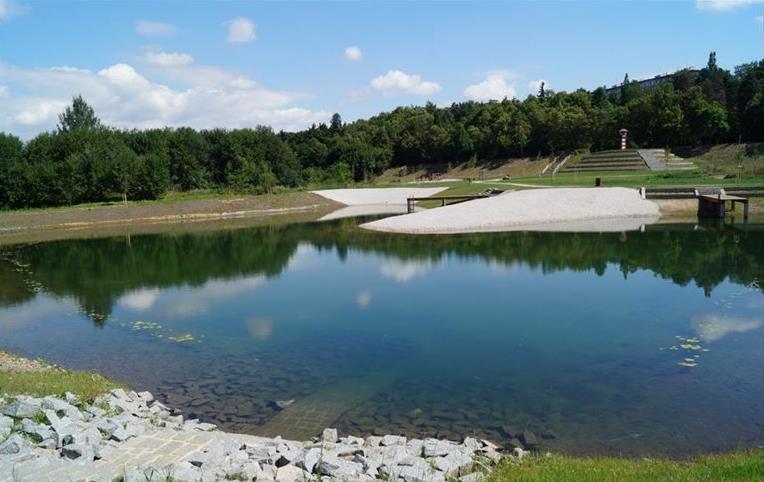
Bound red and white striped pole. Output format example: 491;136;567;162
619;128;629;150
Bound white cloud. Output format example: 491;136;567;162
757;14;764;22
226;17;256;44
464;73;516;101
695;0;762;10
143;51;194;67
527;79;548;94
0;85;8;97
135;20;176;36
0;61;330;138
345;46;363;61
0;0;25;21
371;70;441;96
14;99;68;125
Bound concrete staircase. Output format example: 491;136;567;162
560;148;696;173
560;149;648;172
638;149;697;171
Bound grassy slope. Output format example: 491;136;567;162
0;352;123;401
488;450;764;482
375;156;549;183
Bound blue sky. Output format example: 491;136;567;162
1;0;762;138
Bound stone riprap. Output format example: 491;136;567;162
0;390;514;481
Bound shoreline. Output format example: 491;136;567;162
0;192;340;242
0;352;504;481
2;352;762;481
1;188;762;246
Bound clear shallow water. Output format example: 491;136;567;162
1;218;762;457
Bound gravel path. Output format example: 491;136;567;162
312;188;447;206
361;188;660;234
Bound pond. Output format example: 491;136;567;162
1;217;762;457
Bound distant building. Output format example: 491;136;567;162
605;68;700;97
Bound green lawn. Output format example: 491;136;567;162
488;449;764;482
506;170;764;188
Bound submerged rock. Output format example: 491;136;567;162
269;399;295;410
521;430;539;449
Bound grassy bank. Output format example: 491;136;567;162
488;449;764;481
0;351;123;401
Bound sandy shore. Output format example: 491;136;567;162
361;187;661;234
312;187;447;205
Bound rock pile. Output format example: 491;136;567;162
0;389;514;481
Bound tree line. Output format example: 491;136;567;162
0;53;762;209
3;217;760;320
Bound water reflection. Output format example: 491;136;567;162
1;220;761;323
0;219;762;457
380;259;434;282
692;313;764;342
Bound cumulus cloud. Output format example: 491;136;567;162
464;72;517;101
226;17;256;43
0;0;26;21
135;20;176;36
143;51;194;67
695;0;762;10
14;99;68;125
371;70;441;96
345;46;363;61
0;62;330;138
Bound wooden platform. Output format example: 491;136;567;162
406;194;489;213
694;188;749;220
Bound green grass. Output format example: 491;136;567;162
504;170;764;189
0;368;124;401
487;449;764;482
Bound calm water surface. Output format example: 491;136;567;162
1;217;762;457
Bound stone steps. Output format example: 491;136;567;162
255;371;396;440
560;149;648;173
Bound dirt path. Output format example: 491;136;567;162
0;192;340;245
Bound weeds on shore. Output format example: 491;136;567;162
487;449;764;481
0;367;123;401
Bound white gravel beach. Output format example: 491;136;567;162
361;187;661;234
318;204;418;221
312;187;447;206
